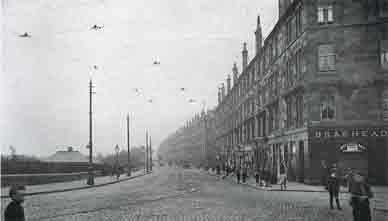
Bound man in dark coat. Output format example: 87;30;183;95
242;166;247;183
327;168;342;210
236;168;241;184
4;185;26;221
348;172;373;221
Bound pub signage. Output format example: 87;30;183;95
339;143;366;153
312;128;388;138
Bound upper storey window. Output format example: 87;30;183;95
317;5;333;24
318;44;336;71
321;94;335;120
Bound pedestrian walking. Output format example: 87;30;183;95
255;171;260;186
348;171;373;221
222;165;230;179
242;166;247;183
4;185;26;221
327;165;341;210
279;160;288;191
321;160;330;190
236;168;241;184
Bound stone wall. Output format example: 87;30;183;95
1;171;102;187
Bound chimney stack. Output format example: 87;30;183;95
226;74;231;94
217;87;221;104
221;83;225;101
242;42;248;71
255;15;263;55
233;63;238;85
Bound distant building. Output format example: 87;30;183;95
44;146;98;163
158;110;217;167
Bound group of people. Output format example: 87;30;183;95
220;164;249;184
220;162;275;188
322;162;374;221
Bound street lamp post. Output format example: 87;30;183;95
149;136;152;172
115;144;120;166
145;130;149;173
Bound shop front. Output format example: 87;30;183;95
308;126;388;185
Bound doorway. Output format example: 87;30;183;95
298;140;305;183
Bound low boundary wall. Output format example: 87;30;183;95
1;171;102;187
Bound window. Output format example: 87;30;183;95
296;94;304;127
383;89;388;121
277;33;282;56
274;102;279;130
291;16;297;41
286;60;292;87
318;5;334;24
296;50;303;80
292;55;298;82
286;97;292;128
381;40;388;69
273;39;278;60
287;20;292;44
296;7;303;36
318;44;336;71
321;94;335;120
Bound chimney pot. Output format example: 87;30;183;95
226;75;231;94
233;63;239;85
242;42;248;71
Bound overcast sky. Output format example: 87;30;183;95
0;0;278;157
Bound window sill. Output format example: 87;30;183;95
317;70;336;75
320;119;336;122
318;21;334;25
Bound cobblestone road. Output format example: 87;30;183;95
1;166;387;221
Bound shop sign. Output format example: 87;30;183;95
312;128;388;139
339;143;366;153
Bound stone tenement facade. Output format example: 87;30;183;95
214;0;388;184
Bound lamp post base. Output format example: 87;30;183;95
86;167;94;185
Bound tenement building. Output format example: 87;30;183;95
214;0;388;184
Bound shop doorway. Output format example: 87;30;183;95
298;141;305;183
338;143;368;178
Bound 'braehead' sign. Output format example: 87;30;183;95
312;128;388;138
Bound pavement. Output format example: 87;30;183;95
207;169;388;213
1;166;387;220
1;170;149;198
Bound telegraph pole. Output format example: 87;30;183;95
145;130;149;172
150;136;152;171
203;112;208;169
87;79;95;185
127;114;131;176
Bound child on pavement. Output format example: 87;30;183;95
4;185;26;221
